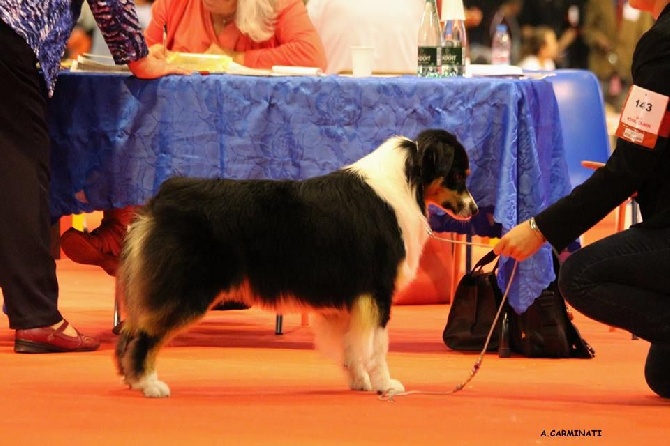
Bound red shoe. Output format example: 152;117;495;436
14;319;100;353
60;227;120;275
60;207;136;276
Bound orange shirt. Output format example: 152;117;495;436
145;0;326;70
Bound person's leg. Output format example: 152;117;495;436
645;343;670;398
558;226;670;397
559;226;670;342
0;20;61;329
0;20;98;352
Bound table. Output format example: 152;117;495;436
47;71;571;313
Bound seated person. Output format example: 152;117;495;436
307;0;481;75
518;25;558;71
146;0;326;68
61;0;327;276
307;0;425;75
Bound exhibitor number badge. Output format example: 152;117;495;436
615;85;670;149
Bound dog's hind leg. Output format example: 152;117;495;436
116;209;219;397
343;297;378;391
116;323;173;398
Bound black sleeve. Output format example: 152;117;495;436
534;21;670;251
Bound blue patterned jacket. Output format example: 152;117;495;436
0;0;148;95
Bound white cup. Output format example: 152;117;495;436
351;46;375;77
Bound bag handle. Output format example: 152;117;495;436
471;249;498;273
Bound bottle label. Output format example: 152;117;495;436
442;45;463;66
418;46;441;67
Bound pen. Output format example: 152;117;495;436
163;23;168;54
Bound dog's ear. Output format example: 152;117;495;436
415;129;457;183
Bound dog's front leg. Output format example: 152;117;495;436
367;327;404;394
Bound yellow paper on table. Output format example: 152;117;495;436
166;52;233;73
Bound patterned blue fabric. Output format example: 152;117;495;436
0;0;147;95
47;72;571;312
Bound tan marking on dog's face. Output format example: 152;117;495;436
424;176;478;221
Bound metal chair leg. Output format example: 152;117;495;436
465;234;473;272
112;278;123;334
275;314;283;335
112;295;123;334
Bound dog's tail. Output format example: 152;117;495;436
117;211;153;320
117;199;228;330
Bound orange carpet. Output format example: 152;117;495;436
1;212;669;446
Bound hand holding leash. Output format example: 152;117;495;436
493;218;546;261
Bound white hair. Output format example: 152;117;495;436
236;0;279;42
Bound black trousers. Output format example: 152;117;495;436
0;20;62;329
559;225;670;397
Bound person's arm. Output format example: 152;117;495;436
87;0;148;64
144;0;170;48
87;0;187;78
536;25;670;249
242;0;327;70
495;22;670;260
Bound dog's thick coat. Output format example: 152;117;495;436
115;129;477;397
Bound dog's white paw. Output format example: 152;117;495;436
130;372;171;398
376;378;404;395
141;380;171;398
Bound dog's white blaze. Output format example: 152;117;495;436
347;137;429;289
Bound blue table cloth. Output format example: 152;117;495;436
47;71;571;312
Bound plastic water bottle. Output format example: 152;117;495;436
440;0;467;76
491;24;511;65
417;0;442;77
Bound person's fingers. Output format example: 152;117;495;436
493;237;530;261
148;44;167;59
493;239;504;256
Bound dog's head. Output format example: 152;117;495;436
410;129;478;221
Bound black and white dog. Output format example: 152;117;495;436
115;129;478;397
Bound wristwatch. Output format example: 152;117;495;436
529;217;546;241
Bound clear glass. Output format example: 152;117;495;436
441;18;466;77
417;0;442;78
